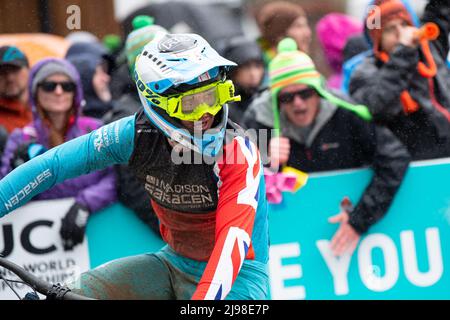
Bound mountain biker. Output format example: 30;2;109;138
0;33;269;300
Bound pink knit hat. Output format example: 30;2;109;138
316;13;363;73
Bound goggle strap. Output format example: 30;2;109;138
229;94;242;103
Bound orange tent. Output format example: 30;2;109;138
0;33;69;66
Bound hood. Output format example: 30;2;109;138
27;58;84;146
66;41;109;62
67;54;98;100
28;58;84;119
66;42;107;100
317;13;363;73
66;42;113;117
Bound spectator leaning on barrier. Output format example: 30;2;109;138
221;36;265;126
349;0;450;160
316;13;363;91
103;15;168;238
245;38;411;256
0;46;33;133
0;58;117;250
66;41;115;119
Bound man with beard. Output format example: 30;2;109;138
0;46;32;133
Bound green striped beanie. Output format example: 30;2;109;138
125;15;168;72
269;38;372;134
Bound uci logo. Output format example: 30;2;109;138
1;220;58;256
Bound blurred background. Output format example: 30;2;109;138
0;0;428;76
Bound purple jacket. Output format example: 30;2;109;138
0;58;117;212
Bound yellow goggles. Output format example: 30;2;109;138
136;72;241;121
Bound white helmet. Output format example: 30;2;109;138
134;33;238;158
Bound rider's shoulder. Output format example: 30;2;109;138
223;119;259;159
133;110;160;135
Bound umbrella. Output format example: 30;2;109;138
0;33;69;66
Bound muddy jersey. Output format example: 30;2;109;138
0;113;269;300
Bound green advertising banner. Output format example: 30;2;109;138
87;159;450;299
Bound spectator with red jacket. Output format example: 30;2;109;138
0;46;32;133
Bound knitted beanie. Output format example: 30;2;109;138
257;1;306;48
31;60;79;97
269;38;372;132
366;0;414;56
125;15;168;71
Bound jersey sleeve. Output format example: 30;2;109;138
0;116;136;217
192;136;263;300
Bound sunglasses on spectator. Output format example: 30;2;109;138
39;81;76;93
278;88;316;104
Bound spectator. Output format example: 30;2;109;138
256;1;311;66
66;41;115;119
316;13;363;90
349;0;450;160
341;34;371;94
221;36;265;125
0;46;32;133
103;34;123;60
341;0;421;94
245;38;410;255
103;15;168;238
244;2;312;123
0;58;117;250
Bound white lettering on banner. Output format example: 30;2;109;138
316;240;352;296
0;198;90;299
401;228;443;287
358;234;400;292
269;229;445;298
268;243;305;300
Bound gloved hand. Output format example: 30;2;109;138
59;202;90;251
10;142;47;169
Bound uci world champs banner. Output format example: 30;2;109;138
0;198;90;300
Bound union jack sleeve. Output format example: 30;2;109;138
192;136;262;300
